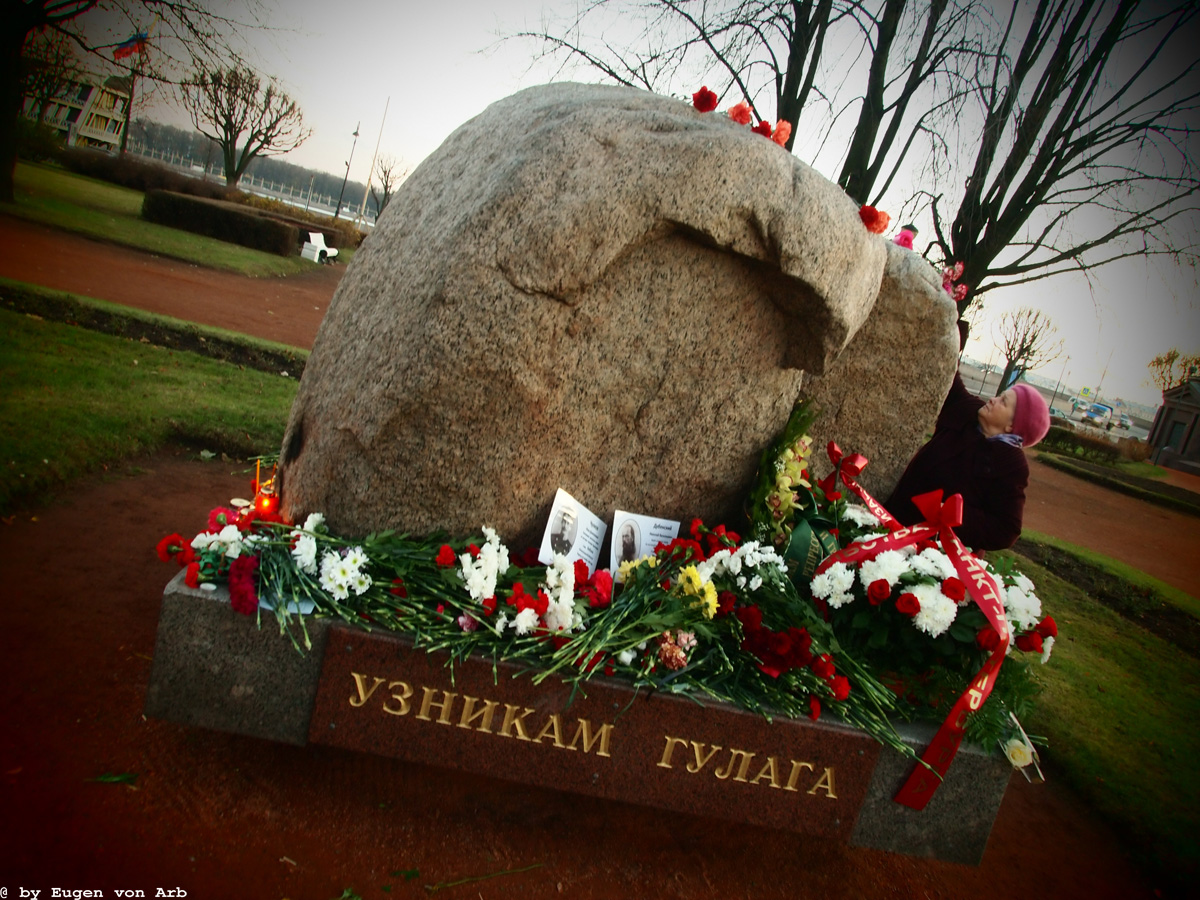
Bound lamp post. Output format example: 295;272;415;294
333;123;360;221
1049;356;1070;411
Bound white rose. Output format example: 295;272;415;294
1003;737;1034;768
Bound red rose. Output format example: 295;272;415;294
1035;616;1058;639
751;120;772;137
976;625;1001;652
830;675;850;701
1016;632;1044;654
184;562;200;589
896;593;921;616
942;577;966;602
692;86;718;113
867;579;891;606
808;696;821;721
435;544;456;567
157;533;185;563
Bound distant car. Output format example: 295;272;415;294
1082;403;1114;426
1049;406;1069;418
1118;414;1132;429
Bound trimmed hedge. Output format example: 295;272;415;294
238;193;366;248
56;147;233;201
1038;424;1122;464
142;190;300;257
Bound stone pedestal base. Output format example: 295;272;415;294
145;572;1010;864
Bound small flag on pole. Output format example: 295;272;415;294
113;32;148;60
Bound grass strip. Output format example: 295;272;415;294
1034;452;1200;518
1002;545;1200;893
8;161;325;278
0;306;296;513
0;277;308;377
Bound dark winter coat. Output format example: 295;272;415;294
884;373;1028;550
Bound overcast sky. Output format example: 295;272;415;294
99;0;1199;408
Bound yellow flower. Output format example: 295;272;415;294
678;564;703;596
618;554;657;582
697;581;718;619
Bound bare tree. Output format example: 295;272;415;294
1;0;267;201
513;0;989;205
369;154;406;219
180;65;309;189
20;27;83;126
927;0;1200;315
1147;348;1200;392
993;306;1062;396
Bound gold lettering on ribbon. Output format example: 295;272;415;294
714;748;757;782
784;760;814;792
751;757;781;788
498;703;536;740
383;680;413;716
534;713;566;748
687;741;723;774
349;672;385;707
417;687;458;724
566;718;614;757
808;767;837;798
457;695;498;733
657;736;687;769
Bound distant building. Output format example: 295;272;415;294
23;73;130;152
1148;378;1200;475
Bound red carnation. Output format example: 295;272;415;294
184;562;200;589
435;544;456;567
1016;632;1044;654
692;86;719;112
976;625;1001;652
896;592;921;616
467;543;481;559
751;120;772;137
389;578;408;598
228;554;260;616
590;569;613;608
771;120;792;146
157;533;185;564
808;696;821;721
1035;616;1058;639
574;559;591;584
481;595;497;615
728;101;752;125
942;577;966;602
511;547;540;568
716;590;737;617
736;604;763;633
858;204;891;234
830;675;851;701
867;579;891;606
810;653;835;680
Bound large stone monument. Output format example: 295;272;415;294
279;82;957;545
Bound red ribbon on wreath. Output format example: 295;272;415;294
813;486;1010;809
819;442;901;531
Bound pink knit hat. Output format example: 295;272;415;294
1011;384;1051;447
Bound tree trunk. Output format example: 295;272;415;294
0;15;36;203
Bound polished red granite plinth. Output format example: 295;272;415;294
309;624;881;838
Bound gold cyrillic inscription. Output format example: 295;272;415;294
417;687;458;724
785;760;814;792
656;735;835;800
499;704;536;740
687;741;722;774
566;718;613;757
383;680;413;716
349;672;385;707
714;748;757;782
808;767;837;798
457;695;498;733
534;713;566;748
751;757;780;788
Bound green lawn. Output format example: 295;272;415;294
6;161;324;277
0;307;297;512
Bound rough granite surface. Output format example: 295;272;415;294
278;82;953;545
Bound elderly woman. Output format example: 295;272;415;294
884;373;1051;551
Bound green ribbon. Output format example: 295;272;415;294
783;518;840;585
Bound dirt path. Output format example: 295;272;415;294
0;213;335;348
0;223;1187;898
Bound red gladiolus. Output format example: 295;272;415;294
771;120;792;146
1016;632;1044;654
728;102;752;125
942;577;966;602
751;120;772;137
830;675;851;701
184;562;200;589
896;592;921;616
808;696;821;721
435;544;456;567
976;625;1001;652
692;86;719;112
867;579;891;606
1035;616;1058;639
858;204;891;234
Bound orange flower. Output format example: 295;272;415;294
728;101;752;125
858;204;891;234
771;120;792;146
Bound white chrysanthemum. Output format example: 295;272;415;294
910;583;957;637
811;562;854;599
859;550;909;589
302;512;325;532
513;607;540;635
543;554;576;607
617;648;637;665
909;547;956;580
696;549;731;584
344;546;367;569
841;504;881;528
1004;585;1042;632
543;598;574;633
494;611;509;633
1013;572;1035;593
192;524;245;559
291;533;318;574
351;571;372;596
458;528;510;602
748;575;763;592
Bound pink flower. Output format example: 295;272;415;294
893;229;915;250
771;120;792;146
728;102;752;125
457;613;478;632
692;86;718;112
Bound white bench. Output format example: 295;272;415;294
300;231;339;263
